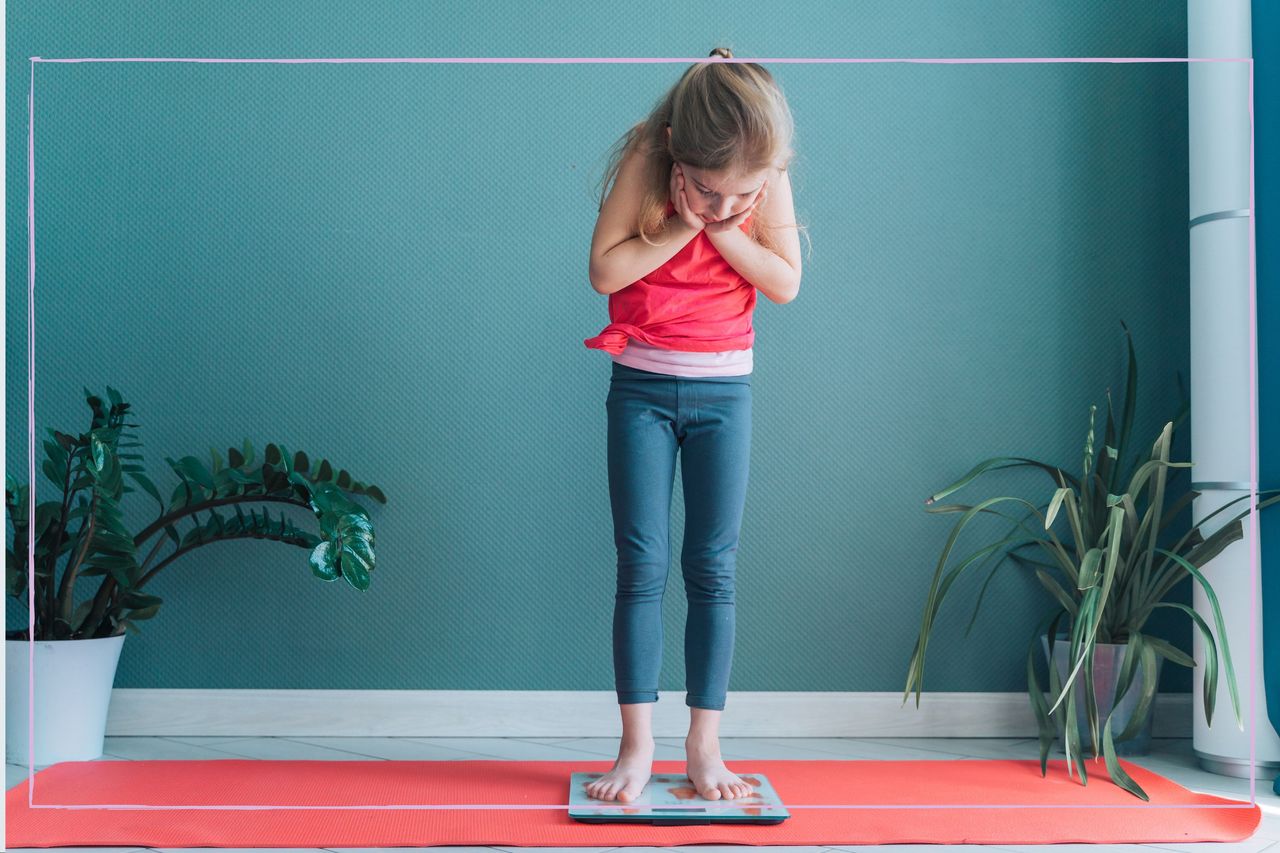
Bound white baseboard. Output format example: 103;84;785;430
105;690;1192;739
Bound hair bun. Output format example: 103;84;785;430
709;47;734;59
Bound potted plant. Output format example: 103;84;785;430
5;386;386;766
901;321;1280;800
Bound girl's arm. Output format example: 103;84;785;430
591;218;702;295
707;228;799;303
590;146;703;295
706;167;802;303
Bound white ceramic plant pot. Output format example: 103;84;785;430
5;635;125;767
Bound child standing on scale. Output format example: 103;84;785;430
583;46;805;804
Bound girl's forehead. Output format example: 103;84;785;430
684;164;768;194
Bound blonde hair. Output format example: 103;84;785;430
594;46;811;259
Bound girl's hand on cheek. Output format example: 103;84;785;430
669;163;706;232
704;178;767;235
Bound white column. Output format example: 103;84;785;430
1187;0;1278;779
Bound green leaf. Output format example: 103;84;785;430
174;456;216;491
1046;487;1069;529
1034;567;1079;618
925;457;1080;506
1076;547;1103;592
1142;635;1195;669
1112;320;1138;496
1027;609;1068;778
1152;600;1231;730
125;469;164;510
89;434;106;473
1112;638;1158;744
1101;714;1149;800
309;541;339;581
1152;546;1242;731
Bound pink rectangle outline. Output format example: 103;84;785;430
22;55;1260;814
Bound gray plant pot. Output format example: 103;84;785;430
1041;632;1163;756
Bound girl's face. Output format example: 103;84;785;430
667;125;770;223
677;162;771;224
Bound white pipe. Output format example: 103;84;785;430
1187;0;1278;780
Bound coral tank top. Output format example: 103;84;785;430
584;198;757;358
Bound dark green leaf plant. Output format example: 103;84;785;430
6;387;387;641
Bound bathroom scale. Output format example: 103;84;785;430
568;771;790;825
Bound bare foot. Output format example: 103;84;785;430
685;735;751;800
584;736;655;802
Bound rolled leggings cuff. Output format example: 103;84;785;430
616;690;659;704
685;694;726;711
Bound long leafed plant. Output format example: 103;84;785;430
902;321;1280;800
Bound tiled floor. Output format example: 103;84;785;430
6;736;1279;853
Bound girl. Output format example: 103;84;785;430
582;47;806;805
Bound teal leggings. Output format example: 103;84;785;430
605;360;752;711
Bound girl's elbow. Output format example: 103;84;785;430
779;274;801;304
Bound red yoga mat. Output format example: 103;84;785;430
6;756;1261;848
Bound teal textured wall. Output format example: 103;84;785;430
6;1;1197;701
